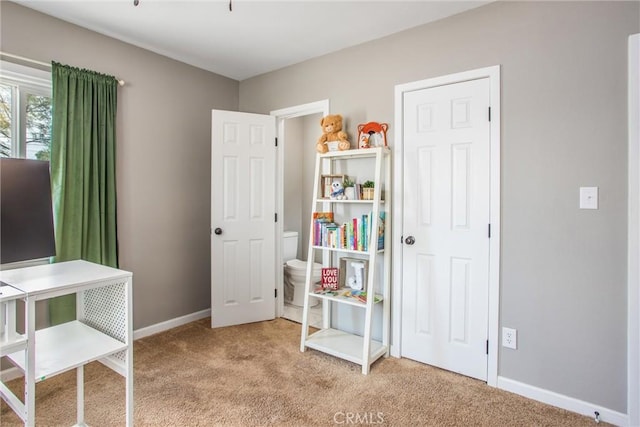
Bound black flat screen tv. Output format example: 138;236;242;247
0;158;56;265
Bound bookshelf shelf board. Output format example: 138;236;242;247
315;199;384;204
305;328;387;365
318;147;391;160
310;289;383;307
311;246;383;255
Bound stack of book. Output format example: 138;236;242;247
312;211;385;251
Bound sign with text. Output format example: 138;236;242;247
321;267;339;290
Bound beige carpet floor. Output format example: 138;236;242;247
1;318;601;426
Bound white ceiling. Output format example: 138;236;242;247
14;0;490;81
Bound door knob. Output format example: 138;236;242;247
404;236;415;245
214;228;223;235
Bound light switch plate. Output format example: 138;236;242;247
579;187;598;209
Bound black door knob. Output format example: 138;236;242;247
405;236;415;245
214;228;223;235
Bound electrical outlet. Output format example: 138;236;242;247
502;327;517;349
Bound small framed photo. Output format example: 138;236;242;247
339;257;369;291
357;122;389;148
321;174;346;198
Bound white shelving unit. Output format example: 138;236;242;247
300;147;391;374
0;260;133;426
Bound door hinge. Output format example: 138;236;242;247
275;137;278;147
275;213;278;222
488;224;491;238
488;107;492;122
486;340;489;355
274;288;278;298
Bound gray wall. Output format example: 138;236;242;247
1;2;239;330
282;113;322;261
239;1;638;414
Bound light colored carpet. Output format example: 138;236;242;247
1;318;600;426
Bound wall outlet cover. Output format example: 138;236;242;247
502;327;517;349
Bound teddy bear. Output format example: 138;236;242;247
330;181;346;200
316;114;351;153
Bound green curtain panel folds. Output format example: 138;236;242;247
49;62;119;324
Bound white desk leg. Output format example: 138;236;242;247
24;297;36;426
126;346;133;426
76;366;85;426
125;279;133;427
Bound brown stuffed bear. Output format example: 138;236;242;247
316;114;351;153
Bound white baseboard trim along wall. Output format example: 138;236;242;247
497;376;628;426
133;308;211;340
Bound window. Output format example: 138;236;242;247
0;61;52;159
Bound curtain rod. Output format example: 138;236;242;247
0;51;126;86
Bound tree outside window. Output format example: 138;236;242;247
0;79;52;160
0;84;11;157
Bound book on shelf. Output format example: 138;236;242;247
321;267;339;290
376;211;386;250
354;184;361;200
312;210;385;251
312;286;382;303
347;290;382;304
312;212;334;246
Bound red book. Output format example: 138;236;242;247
321;267;339;290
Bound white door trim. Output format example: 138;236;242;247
392;65;501;387
628;33;639;427
270;100;330;318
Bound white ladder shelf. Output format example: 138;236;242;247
299;147;391;374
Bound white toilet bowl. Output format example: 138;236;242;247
284;259;322;307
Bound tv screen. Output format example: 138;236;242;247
0;158;56;264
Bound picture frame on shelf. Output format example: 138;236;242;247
321;174;346;199
357;122;389;148
339;257;369;291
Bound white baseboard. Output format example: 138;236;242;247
133;308;211;340
497;376;628;426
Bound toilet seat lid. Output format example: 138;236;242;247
285;259;322;271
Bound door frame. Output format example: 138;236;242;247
270;100;330;318
391;65;501;386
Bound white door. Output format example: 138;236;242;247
401;78;491;380
211;110;276;328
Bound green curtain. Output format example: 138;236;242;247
49;62;119;325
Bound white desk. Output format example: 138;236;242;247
0;260;133;426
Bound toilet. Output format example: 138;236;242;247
283;231;321;307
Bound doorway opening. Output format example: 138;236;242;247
271;100;329;327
